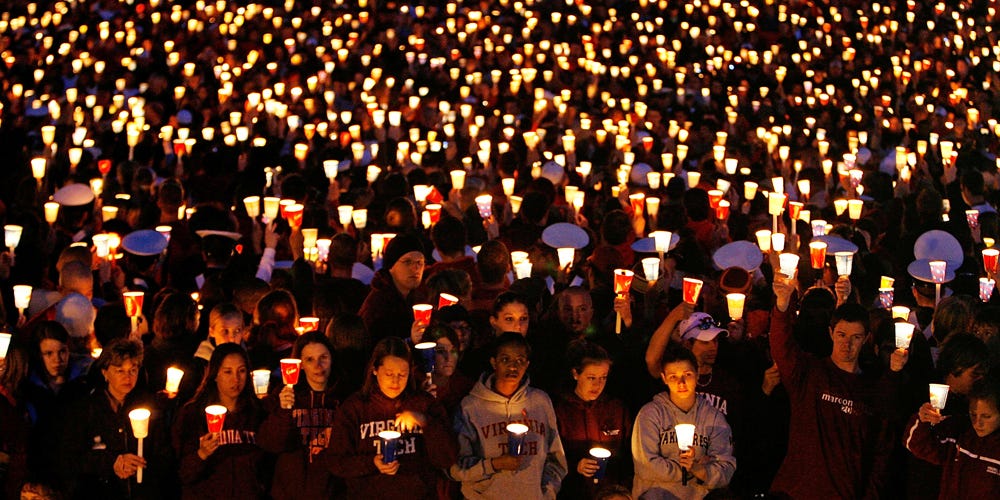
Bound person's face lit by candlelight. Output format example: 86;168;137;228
216;353;248;403
374;355;410;399
300;342;332;391
661;360;698;407
490;301;530;336
434;337;459;378
572;361;610;402
829;320;868;371
103;359;140;402
970;398;1000;438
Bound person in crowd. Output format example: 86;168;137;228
358;234;427;343
555;340;631;499
451;332;568;499
193;303;247;373
460;292;532;379
23;321;89;479
326;337;456;499
632;343;735;499
60;338;174;499
249;289;299;370
324;313;370;398
904;378;1000;499
769;280;908;498
143;293;200;403
0;341;30;498
173;344;266;499
257;332;342;499
421;323;475;418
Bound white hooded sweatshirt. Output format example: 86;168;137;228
632;392;735;499
450;374;568;499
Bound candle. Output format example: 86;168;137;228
4;225;22;252
252;369;271;398
980;278;995;302
205;405;228;434
44;202;59;224
165;367;184;396
379;430;402;463
686;171;700;189
675;423;696;451
352;209;368;229
262;197;281;222
0;332;11;359
809;242;827;269
928;384;950;410
557;247;575;272
895;322;915;350
682;278;703;305
589;447;612;482
13;285;32;316
613;269;635;333
299;317;319;331
279;358;301;387
755;229;772;252
929;261;947;284
966;210;980;229
450;170;466;190
412;304;433;326
847;199;864;220
438;293;459;309
642;257;660;282
414;341;436;376
243;196;261;218
506;423;529;456
778;253;799;278
123;292;144;318
811;219;827;237
879;288;894;308
880;276;895;289
771;233;785;253
983;249;999;274
475;194;493;219
514;260;532;280
128;408;151;483
726;293;746;320
834;252;854;277
891;306;910;321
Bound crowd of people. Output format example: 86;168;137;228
1;0;1000;498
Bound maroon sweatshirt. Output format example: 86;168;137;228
768;307;895;499
326;388;457;499
554;392;632;499
257;385;340;500
173;399;266;500
904;413;1000;499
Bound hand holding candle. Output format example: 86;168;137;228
128;408;151;483
675;424;696;485
613;269;634;333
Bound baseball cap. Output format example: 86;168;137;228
679;312;727;342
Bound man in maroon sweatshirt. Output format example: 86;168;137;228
768;277;908;499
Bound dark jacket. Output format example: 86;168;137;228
326;388;457;499
359;270;418;342
257;383;342;500
59;388;175;500
172;399;267;499
554;392;632;499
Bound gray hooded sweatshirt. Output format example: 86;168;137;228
450;374;568;499
631;392;735;499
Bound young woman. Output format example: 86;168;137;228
326;337;456;499
258;332;342;499
451;332;568;499
460;292;532;379
632;343;735;499
555;340;631;499
905;379;1000;498
421;324;474;418
60;338;174;499
23;321;89;479
173;343;266;499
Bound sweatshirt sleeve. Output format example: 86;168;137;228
421;398;458;470
540;397;568;499
255;247;276;282
256;395;298;454
701;411;736;489
326;398;379;479
768;305;805;390
631;405;684;483
448;404;496;482
903;413;953;466
175;406;214;485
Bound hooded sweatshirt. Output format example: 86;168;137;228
631;392;735;500
257;384;341;500
326;388;456;499
450;374;568;500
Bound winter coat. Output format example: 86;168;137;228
450;375;568;499
631;393;735;500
